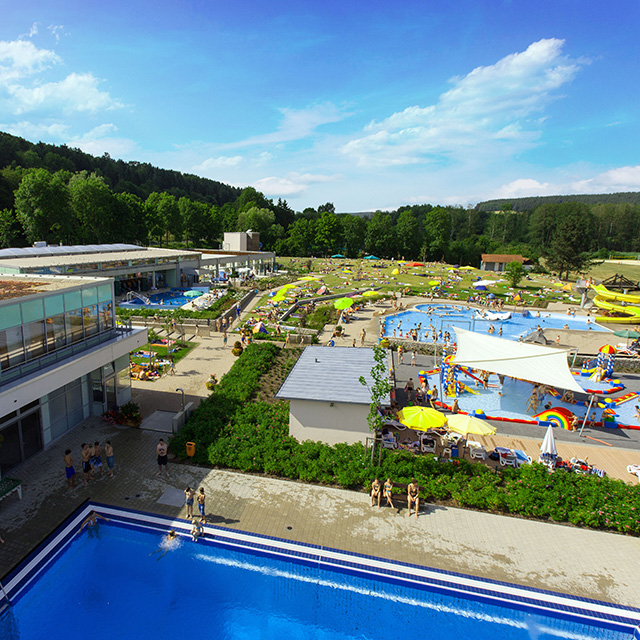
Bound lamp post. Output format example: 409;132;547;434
176;388;185;412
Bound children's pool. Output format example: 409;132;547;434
383;304;609;342
2;507;638;640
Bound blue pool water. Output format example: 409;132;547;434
118;288;205;309
383;304;609;342
1;521;635;640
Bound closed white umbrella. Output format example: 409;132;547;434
539;424;557;465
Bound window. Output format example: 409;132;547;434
45;314;68;351
23;319;46;359
66;309;84;344
0;325;25;370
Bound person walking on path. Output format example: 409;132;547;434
223;329;228;348
156;439;170;477
168;357;176;375
411;351;416;367
64;449;77;488
360;328;366;346
197;487;206;523
104;441;114;478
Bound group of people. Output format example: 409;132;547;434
65;441;115;487
370;477;420;517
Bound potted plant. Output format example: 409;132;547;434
231;341;244;356
119;401;142;427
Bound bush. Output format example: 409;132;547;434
169;344;640;536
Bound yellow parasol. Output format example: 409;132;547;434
446;414;496;437
396;407;447;431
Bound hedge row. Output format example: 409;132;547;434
170;343;640;535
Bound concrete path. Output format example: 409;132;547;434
1;418;639;608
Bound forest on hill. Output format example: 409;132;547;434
1;131;639;277
476;192;640;212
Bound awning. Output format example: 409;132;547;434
452;328;584;393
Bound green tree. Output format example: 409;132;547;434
205;205;224;247
545;203;596;279
315;210;342;255
505;261;525;288
365;211;396;258
179;197;209;247
286;218;316;256
114;192;146;243
341;214;366;257
396;209;422;259
69;172;118;243
423;207;451;260
146;192;181;245
359;344;392;435
0;209;21;247
14;168;73;244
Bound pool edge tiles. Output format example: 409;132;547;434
3;502;640;638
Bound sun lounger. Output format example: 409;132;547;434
467;441;487;460
0;477;22;502
382;434;398;450
627;464;640;480
498;450;518;467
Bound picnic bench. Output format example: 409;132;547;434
0;477;22;502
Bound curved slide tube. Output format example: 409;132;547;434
592;284;640;324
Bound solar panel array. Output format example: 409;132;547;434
0;244;142;260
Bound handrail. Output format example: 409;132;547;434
125;291;151;305
0;579;10;605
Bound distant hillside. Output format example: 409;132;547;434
476;192;640;212
0;131;242;210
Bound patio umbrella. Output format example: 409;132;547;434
300;276;319;281
459;266;475;270
599;345;617;354
396;407;447;431
363;255;380;260
392;268;399;275
334;297;354;310
447;414;496;437
184;290;202;298
487;293;496;299
331;254;345;258
362;290;379;297
614;329;640;339
540;424;557;458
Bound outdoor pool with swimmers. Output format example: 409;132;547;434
3;506;638;640
383;303;610;342
118;288;222;310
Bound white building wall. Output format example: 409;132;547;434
289;399;371;445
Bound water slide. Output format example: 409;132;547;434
592;284;640;324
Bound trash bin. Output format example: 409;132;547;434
186;442;196;457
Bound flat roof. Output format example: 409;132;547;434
0;274;109;300
0;247;200;270
276;345;378;405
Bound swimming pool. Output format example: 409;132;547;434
2;505;639;639
383;304;609;342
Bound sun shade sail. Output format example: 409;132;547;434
452;328;584;394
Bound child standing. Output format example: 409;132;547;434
184;486;195;518
197;487;206;523
64;449;77;488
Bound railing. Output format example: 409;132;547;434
0;579;9;606
0;322;138;388
125;291;151;305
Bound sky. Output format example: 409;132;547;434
1;0;639;212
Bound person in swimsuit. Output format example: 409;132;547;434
78;510;110;534
197;487;206;523
407;479;419;518
370;478;381;507
383;478;395;509
93;441;103;477
88;442;96;473
64;449;77;488
156;439;169;477
150;530;178;560
191;519;204;542
184;486;195;518
81;443;93;485
104;441;114;478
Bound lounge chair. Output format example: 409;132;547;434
468;441;487;460
382;434;398;450
420;436;436;454
498;450;518;467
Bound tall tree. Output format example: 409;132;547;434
365;211;396;258
14;168;73;244
396;209;422;259
341;214;366;257
146;192;181;245
315;210;342;255
69;172;118;243
423;207;451;260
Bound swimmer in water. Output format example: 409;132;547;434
150;530;179;560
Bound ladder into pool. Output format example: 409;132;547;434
124;291;151;305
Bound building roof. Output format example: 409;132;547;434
0;274;109;301
0;246;200;271
276;345;378;405
481;254;530;264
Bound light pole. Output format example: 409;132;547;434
176;388;185;412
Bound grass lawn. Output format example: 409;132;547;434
131;340;198;367
584;260;640;284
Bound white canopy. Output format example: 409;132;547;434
540;424;557;457
452;328;584;394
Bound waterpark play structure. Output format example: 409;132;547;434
591;284;640;323
417;342;640;430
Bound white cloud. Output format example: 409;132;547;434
70;124;139;157
8;71;123;114
1;120;70;140
0;39;60;81
492;166;640;200
253;171;341;197
48;25;66;44
229;103;349;148
342;39;584;167
196;155;244;170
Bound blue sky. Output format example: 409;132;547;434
1;1;639;211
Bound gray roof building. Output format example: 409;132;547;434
276;345;377;405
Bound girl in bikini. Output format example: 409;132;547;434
370;478;381;507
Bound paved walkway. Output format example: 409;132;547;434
1;418;639;608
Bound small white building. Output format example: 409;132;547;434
276;346;379;446
223;231;260;253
